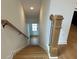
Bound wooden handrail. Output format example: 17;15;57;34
1;20;28;39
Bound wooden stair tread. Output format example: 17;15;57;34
13;45;48;59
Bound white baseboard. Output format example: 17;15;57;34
58;41;67;45
49;57;58;59
7;53;13;59
39;44;48;53
7;43;28;59
13;43;28;55
7;47;25;59
48;52;58;59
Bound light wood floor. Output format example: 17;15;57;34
58;24;77;59
13;45;48;59
13;25;76;59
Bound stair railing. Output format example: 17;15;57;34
1;19;29;39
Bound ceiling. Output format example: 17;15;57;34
20;0;41;18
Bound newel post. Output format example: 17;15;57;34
49;15;64;56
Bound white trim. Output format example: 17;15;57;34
49;57;58;59
7;53;13;59
39;44;48;53
7;43;28;59
58;41;67;45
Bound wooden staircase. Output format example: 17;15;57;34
13;45;49;59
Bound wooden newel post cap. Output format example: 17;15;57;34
50;14;64;21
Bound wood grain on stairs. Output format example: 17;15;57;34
58;25;77;59
13;45;49;59
13;25;76;59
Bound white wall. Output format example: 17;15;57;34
40;0;51;53
1;0;27;35
49;0;76;44
40;0;76;58
1;25;29;59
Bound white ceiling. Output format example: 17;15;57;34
20;0;41;18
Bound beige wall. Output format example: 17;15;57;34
1;0;29;59
1;0;27;35
1;25;29;59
